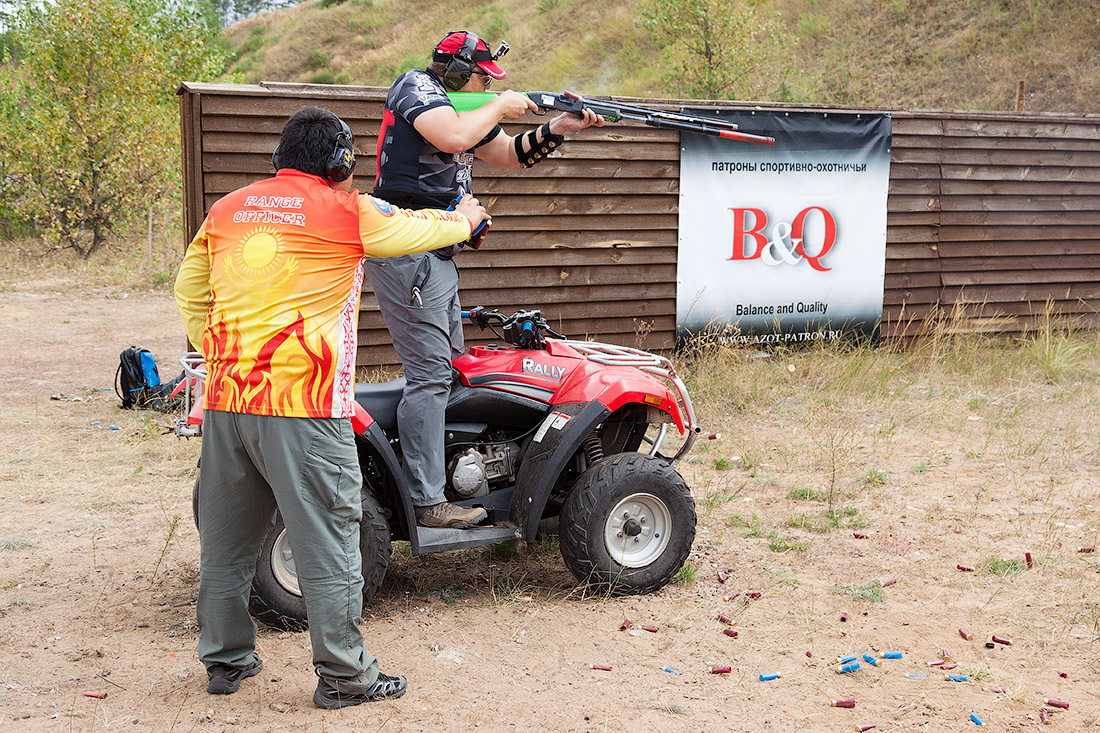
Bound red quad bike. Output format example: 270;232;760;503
174;307;700;630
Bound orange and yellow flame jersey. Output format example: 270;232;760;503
175;169;473;418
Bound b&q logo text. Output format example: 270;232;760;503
729;207;837;272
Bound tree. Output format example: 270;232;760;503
0;0;227;258
639;0;798;101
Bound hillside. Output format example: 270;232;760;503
221;0;1100;114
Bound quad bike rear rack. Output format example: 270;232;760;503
560;340;700;462
171;352;207;438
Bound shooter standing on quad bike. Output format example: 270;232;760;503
173;106;488;709
368;30;605;529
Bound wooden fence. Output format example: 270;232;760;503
179;81;1100;365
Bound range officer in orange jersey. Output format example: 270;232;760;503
175;106;488;709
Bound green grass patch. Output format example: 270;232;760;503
788;486;827;501
861;468;888;487
699;489;741;511
729;514;764;537
830;579;885;603
0;536;33;551
674;563;698;584
960;665;988;681
767;532;808;553
788;507;865;533
983;557;1025;576
438;584;472;606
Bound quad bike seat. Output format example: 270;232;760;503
354;378;406;430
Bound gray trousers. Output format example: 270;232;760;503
196;410;379;693
365;252;461;506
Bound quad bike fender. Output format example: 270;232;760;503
353;412;423;554
510;400;610;541
553;366;685;434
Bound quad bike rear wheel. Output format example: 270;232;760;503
192;478;392;631
559;452;695;594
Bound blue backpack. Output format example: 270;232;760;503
115;346;183;411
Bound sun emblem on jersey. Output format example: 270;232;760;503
225;226;297;288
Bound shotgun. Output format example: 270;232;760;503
448;90;776;145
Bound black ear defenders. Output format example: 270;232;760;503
324;117;356;182
271;114;356;183
440;31;482;92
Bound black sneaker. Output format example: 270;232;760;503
312;673;407;709
205;659;263;695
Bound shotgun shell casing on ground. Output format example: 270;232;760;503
717;570;727;583
724;592;740;602
836;655;858;664
590;663;612;671
959;628;973;640
1044;698;1069;709
805;650;813;658
862;654;880;666
882;578;898;586
883;651;903;659
970;713;985;726
710;665;732;674
840;612;848;622
852;532;868;539
1078;546;1095;553
991;635;1012;645
1058;671;1068;678
1040;710;1051;724
641;625;660;633
957;564;975;572
945;674;969;682
835;662;861;674
941;662;959;671
619;619;631;631
717;613;732;624
82;692;107;699
906;673;928;678
759;672;781;681
1025;552;1033;568
854;724;877;732
832;698;856;708
927;659;946;667
747;591;761;600
940;648;951;660
723;628;739;638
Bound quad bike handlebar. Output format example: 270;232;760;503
462;307;564;349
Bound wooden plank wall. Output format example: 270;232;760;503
178;82;1100;364
886;112;1100;337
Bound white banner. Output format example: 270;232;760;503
677;110;891;345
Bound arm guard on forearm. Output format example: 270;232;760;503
514;122;565;168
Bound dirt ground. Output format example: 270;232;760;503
1;276;1098;732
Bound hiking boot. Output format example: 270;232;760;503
205;659;263;695
313;673;408;709
414;501;487;529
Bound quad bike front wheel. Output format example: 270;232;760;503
192;478;392;631
559;452;695;594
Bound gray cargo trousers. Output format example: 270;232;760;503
365;252;462;506
196;410;379;693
